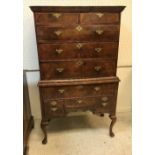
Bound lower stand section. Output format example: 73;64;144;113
109;115;117;137
40;114;117;144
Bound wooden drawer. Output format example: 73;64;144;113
40;60;82;80
36;25;120;43
64;96;114;113
38;43;81;60
40;59;116;80
45;99;65;117
35;13;78;26
80;13;119;25
38;42;118;60
82;59;116;78
44;95;114;114
41;83;117;100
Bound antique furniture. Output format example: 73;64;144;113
30;6;125;144
23;70;34;154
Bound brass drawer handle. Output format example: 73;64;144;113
54;30;62;36
76;43;83;49
51;107;58;112
76;25;83;32
94;86;100;91
56;68;64;73
56;49;63;54
95;48;102;53
52;13;62;19
101;102;108;107
102;97;108;102
76;60;84;67
95;30;104;35
94;66;102;72
50;101;57;106
96;13;104;18
77;100;83;104
58;89;65;94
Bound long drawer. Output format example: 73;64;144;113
44;95;115;116
36;25;120;43
40;82;117;100
40;59;116;80
38;42;118;60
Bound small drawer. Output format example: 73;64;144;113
64;96;114;113
40;59;116;80
40;83;118;100
80;13;119;25
35;13;78;26
38;42;118;60
36;25;120;43
45;99;65;117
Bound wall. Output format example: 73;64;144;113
24;0;132;119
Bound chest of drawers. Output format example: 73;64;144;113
31;6;125;144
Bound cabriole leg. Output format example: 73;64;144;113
41;120;48;144
109;115;117;137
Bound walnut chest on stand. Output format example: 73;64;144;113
30;6;125;144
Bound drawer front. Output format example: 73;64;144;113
80;13;119;24
38;43;81;60
40;60;82;80
82;59;116;78
45;99;65;117
41;83;117;100
36;25;120;43
35;13;78;26
38;42;118;60
64;96;114;113
44;96;114;114
40;59;116;80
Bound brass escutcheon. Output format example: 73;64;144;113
94;66;102;72
54;30;62;36
96;13;104;18
102;96;108;101
50;101;57;106
95;48;102;53
95;30;104;35
56;68;64;73
56;49;63;54
76;43;83;49
76;60;84;67
77;100;83;104
58;89;65;94
94;86;101;91
51;107;58;112
76;25;83;32
52;13;62;19
101;102;108;107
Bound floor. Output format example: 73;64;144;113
28;111;131;155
